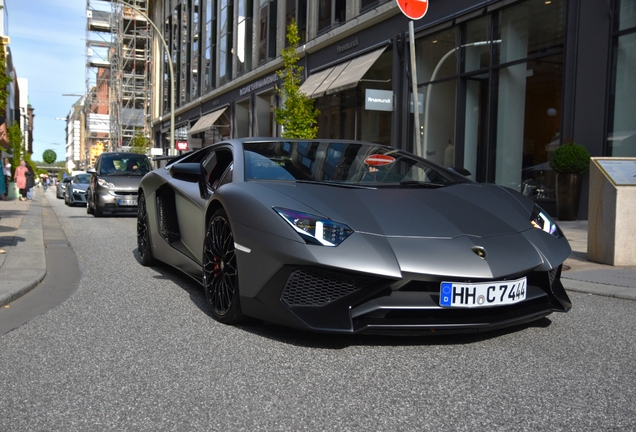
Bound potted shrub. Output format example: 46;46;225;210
549;141;590;221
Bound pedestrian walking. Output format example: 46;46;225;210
0;158;5;201
25;164;35;201
14;160;28;201
3;156;10;200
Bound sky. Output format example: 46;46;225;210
8;0;87;162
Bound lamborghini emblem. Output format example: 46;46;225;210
472;246;487;260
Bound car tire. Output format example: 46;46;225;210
203;208;245;324
137;191;156;266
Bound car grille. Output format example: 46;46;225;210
112;190;138;197
282;268;376;307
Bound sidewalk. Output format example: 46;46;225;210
0;188;47;306
1;189;635;307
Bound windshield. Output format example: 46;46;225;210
99;154;151;176
76;174;91;184
243;141;469;186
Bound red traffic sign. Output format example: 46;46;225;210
396;0;429;20
364;154;396;167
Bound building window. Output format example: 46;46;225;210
191;0;201;99
237;0;253;74
258;0;278;63
163;13;171;113
360;0;390;14
318;0;346;34
608;0;636;156
179;1;190;105
204;0;216;91
285;0;308;44
219;0;234;84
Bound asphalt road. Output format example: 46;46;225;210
1;193;635;431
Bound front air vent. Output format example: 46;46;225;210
282;268;376;307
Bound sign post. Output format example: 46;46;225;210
397;0;429;157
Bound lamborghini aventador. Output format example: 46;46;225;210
136;138;572;335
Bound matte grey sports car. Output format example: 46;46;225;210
64;173;91;206
137;138;572;335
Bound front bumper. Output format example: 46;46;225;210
241;264;571;335
95;188;139;214
70;191;87;205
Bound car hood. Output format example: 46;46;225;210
256;182;534;239
99;174;145;190
70;184;89;192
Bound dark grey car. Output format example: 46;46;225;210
87;152;152;217
136;138;572;335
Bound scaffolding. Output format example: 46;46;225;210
86;0;152;152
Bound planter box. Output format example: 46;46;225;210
7;182;19;199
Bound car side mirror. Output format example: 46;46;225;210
87;167;96;174
450;166;471;177
169;159;214;200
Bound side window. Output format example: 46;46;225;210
208;149;234;189
217;163;233;188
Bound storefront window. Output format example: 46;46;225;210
255;90;276;136
608;0;636;156
314;48;393;146
413;0;565;207
495;55;563;199
496;0;564;64
464;16;491;73
413;29;458;162
617;0;636;30
235;99;250;137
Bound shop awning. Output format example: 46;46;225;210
298;68;333;99
188;107;227;135
298;46;387;99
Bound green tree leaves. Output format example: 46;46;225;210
42;149;57;164
274;20;319;139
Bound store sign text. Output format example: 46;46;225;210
239;74;278;96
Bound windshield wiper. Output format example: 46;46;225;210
399;180;446;188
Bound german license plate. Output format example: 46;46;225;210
118;199;137;206
439;277;527;307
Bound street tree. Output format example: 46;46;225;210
274;19;319;139
42;149;57;164
130;129;151;155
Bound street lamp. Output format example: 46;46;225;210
112;0;175;156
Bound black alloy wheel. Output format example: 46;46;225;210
203;209;244;324
137;191;156;266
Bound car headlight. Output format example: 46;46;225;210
97;178;115;188
530;205;562;238
274;207;353;246
72;188;85;194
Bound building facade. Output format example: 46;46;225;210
148;0;636;219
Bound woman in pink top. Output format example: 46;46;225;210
14;160;28;201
